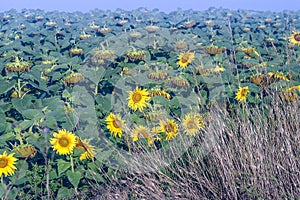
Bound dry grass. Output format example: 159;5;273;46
82;94;299;199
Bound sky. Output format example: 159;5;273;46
0;0;299;13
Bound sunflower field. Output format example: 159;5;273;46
0;7;299;199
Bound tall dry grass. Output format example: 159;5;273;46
80;93;299;199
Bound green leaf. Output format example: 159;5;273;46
0;79;15;95
19;120;33;130
11;95;34;112
21;109;44;120
66;171;82;188
56;187;73;200
49;168;58;180
9;160;28;183
57;159;71;176
0;132;14;143
0;183;6;198
6;188;18;200
0;109;7;132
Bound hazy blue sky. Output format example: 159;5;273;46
0;0;299;13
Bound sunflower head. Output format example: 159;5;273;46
159;119;178;140
235;86;249;102
132;125;153;145
288;85;300;92
268;72;289;81
75;137;95;161
50;129;77;155
105;112;125;137
182;113;205;136
0;151;18;177
128;87;151;112
13;144;37;158
177;51;195;69
289;31;300;46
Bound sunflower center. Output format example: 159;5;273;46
240;89;248;96
294;34;300;41
187;120;197;129
132;92;142;103
181;54;189;63
165;123;174;133
0;158;8;168
139;130;149;138
59;138;69;147
112;119;121;128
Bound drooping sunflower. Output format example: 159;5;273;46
0;151;18;177
177;51;195;69
288;85;300;91
159;119;178;140
235;86;249;102
268;72;289;81
128;87;151;112
182;113;205;136
289;31;300;46
50;129;77;155
75;137;96;161
105;112;125;137
13;144;37;158
132;125;153;145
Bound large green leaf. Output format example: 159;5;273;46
21;109;44;120
57;159;71;176
0;79;15;95
66;171;82;188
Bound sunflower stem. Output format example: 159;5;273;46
70;155;74;173
17;75;21;98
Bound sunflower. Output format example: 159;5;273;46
268;72;289;81
128;87;151;112
132;125;153;145
159;119;178;140
75;137;96;161
182;113;205;136
288;85;300;91
50;129;77;155
149;89;171;100
177;51;195;69
0;151;18;177
13;144;37;158
235;86;249;102
289;31;300;46
105;112;125;137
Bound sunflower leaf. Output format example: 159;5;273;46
57;159;71;176
66;171;82;188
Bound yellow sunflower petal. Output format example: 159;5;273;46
177;51;195;69
0;151;18;177
289;31;300;46
50;129;77;155
105;112;125;137
159;119;178;140
182;113;205;136
235;86;249;102
128;87;150;112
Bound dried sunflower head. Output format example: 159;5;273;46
145;25;159;33
13;144;37;158
126;49;146;61
205;45;226;55
174;41;188;51
5;56;30;73
63;72;84;85
98;26;112;35
70;47;83;55
250;74;271;87
170;76;190;88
